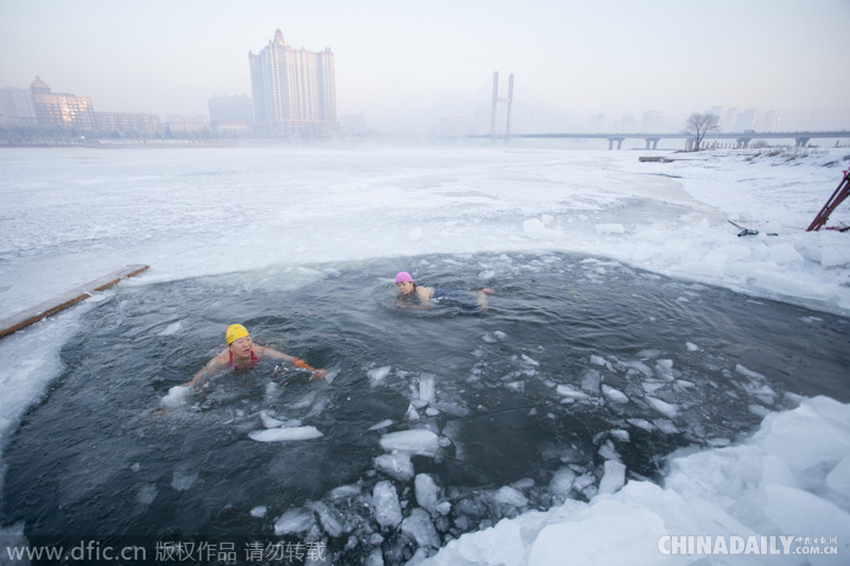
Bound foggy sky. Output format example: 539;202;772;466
1;0;849;133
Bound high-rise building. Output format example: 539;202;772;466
0;87;37;127
30;76;96;131
248;30;338;136
734;108;758;132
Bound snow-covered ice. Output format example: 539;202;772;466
1;144;849;564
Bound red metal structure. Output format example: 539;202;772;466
807;169;850;232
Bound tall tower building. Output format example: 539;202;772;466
249;30;338;136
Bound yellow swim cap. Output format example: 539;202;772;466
225;324;250;344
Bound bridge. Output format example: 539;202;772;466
505;130;850;150
460;72;850;149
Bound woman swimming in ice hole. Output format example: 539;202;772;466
394;271;492;312
183;323;327;387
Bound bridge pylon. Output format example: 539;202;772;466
490;72;514;140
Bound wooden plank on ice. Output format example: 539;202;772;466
0;264;150;340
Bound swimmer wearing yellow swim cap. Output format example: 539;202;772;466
183;323;327;387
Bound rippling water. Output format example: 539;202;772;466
2;252;847;563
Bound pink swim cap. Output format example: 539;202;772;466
395;271;413;283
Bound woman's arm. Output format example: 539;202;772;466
183;350;228;387
257;345;327;380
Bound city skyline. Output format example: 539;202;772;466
1;0;849;134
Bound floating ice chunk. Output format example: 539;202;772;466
171;469;198;492
368;419;394;431
274;507;315;535
653;419;679;434
372;480;402;529
368;365;392;387
137;483;158;505
556;384;591;400
482;330;508;343
419;374;436;404
742;382;776;405
436;501;451;515
493;486;529;508
307;501;347;538
609;429;631;443
654;359;674;381
415;474;439;515
573;473;596;492
425;407;440;417
620;360;653;378
642;380;665;395
379;429;440;457
248;426;323;442
521;354;540;366
581;370;601;393
627;418;654;432
686;342;699;352
478;269;496;279
160;385;191;409
406;404;421;421
646;396;678;419
735;364;765;380
329;484;362;500
597;440;621;461
265;382;280;398
375;453;414;481
432;402;469;417
260;410;285;428
598;460;627;494
402;508;441;549
550;466;577;497
602;385;629;404
250;506;267;518
590;355;607;367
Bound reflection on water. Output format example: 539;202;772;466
2;252;848;564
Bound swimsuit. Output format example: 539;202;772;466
430;288;482;312
228;350;259;368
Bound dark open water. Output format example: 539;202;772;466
2;252;848;564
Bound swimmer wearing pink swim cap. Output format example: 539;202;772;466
394;271;492;311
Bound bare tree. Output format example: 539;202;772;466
681;112;721;151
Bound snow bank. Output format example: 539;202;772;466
424;396;850;565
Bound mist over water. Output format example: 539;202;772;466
2;252;846;564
